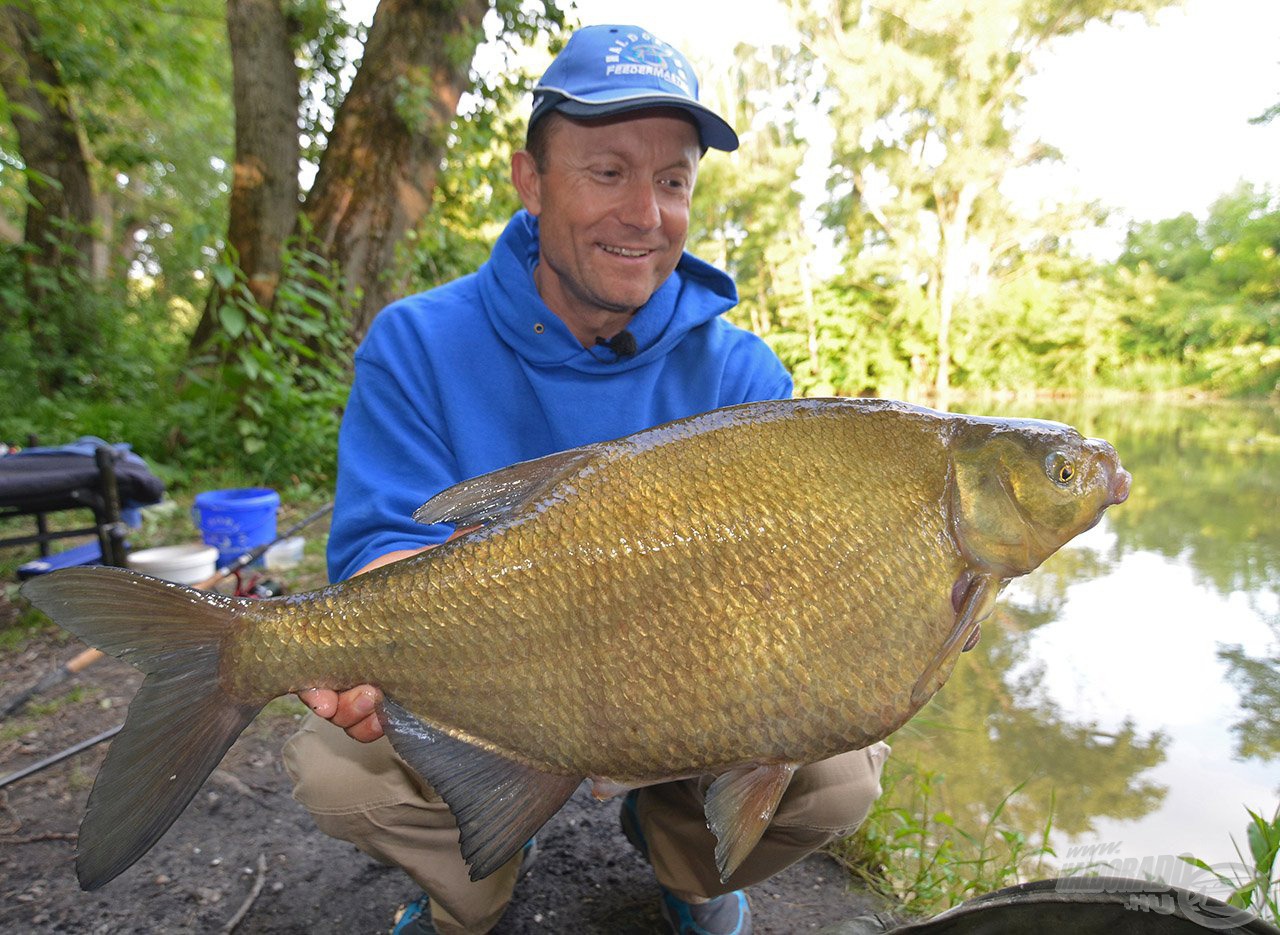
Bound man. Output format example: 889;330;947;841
284;24;888;935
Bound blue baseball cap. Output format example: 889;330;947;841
530;24;739;152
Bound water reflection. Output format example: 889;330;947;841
1220;637;1280;762
981;398;1280;765
885;398;1280;864
907;600;1168;837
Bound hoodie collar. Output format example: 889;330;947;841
478;211;737;374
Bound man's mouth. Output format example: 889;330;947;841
600;244;652;258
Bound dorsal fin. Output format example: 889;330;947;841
413;446;599;528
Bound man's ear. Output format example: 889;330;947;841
511;150;542;216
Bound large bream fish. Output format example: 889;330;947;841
21;398;1130;891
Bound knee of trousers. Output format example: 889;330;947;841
770;742;890;839
283;712;439;817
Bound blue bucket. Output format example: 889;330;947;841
193;488;280;567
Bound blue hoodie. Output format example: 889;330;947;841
327;210;792;581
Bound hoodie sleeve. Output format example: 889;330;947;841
326;309;461;583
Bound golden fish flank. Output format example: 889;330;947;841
20;397;1131;891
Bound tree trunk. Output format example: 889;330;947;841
934;180;978;405
188;0;300;353
790;229;818;381
0;3;99;390
0;5;96;275
303;0;489;341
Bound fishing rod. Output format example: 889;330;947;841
0;724;122;790
195;500;334;590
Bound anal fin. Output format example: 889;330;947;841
377;698;580;880
704;762;798;883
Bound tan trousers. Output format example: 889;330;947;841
284;714;888;935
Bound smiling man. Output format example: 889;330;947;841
515;108;700;342
284;24;887;935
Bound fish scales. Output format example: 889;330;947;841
234;402;965;779
21;397;1131;890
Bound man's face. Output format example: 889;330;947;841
513;110;701;338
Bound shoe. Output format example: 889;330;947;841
389;838;539;935
660;888;751;935
390;893;436;935
620;790;753;935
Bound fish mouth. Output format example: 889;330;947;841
1109;466;1132;505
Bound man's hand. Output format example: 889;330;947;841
295;546;429;743
298;685;385;741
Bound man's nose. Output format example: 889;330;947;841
618;179;661;230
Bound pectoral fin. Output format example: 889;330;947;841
911;573;1001;707
413;446;599;527
378;698;580;880
704;762;798;882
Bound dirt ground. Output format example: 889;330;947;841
0;621;889;934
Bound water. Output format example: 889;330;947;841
886;397;1280;877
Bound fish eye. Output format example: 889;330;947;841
1046;454;1075;485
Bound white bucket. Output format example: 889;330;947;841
264;535;305;570
129;543;219;585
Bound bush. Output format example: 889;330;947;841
176;236;353;486
0;234;351;490
0;244;187;463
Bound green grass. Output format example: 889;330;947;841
829;761;1055;918
0;586;55;651
0;686;94;744
1181;805;1280;924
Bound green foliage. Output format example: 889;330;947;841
781;0;1183;398
0;0;234;300
0;214;354;490
1113;183;1280;395
952;251;1130;392
0;241;187;457
400;90;525;289
0;231;353;490
767;279;927;398
178;234;353;485
688;43;814;339
831;763;1055;917
1180;806;1280;924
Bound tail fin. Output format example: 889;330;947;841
19;566;268;890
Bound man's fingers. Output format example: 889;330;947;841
345;713;385;743
296;685;382;739
297;687;338;718
331;686;382;730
